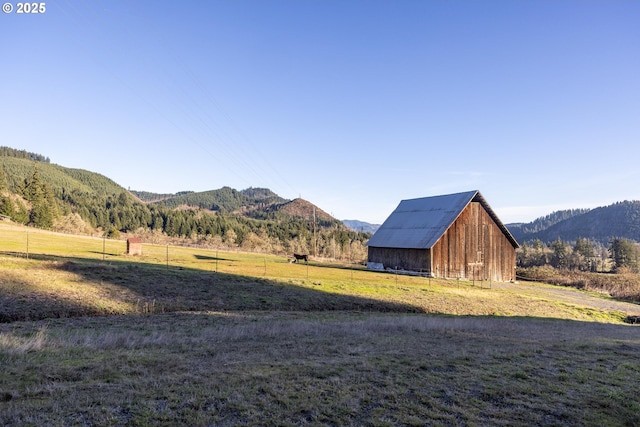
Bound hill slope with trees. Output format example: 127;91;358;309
0;147;369;260
136;187;287;212
507;201;640;245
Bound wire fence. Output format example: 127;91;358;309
1;227;499;290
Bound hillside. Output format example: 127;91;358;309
8;146;640;250
0;147;366;259
507;201;640;244
143;186;287;213
1;156;126;197
130;190;195;203
136;187;342;227
267;198;333;222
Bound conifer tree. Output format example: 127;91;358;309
13;201;29;224
574;237;594;258
609;238;638;272
550;238;568;268
21;166;57;228
0;165;6;191
0;196;12;217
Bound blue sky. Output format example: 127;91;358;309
2;1;639;224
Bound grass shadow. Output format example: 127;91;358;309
88;250;122;257
194;254;231;261
0;253;422;323
304;260;367;271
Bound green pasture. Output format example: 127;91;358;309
2;222;640;426
0;222;636;323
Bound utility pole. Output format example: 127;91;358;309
313;206;317;257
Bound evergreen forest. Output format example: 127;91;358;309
3;146;640;271
0;147;369;261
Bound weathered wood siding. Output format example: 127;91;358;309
126;238;143;256
431;202;515;281
367;247;431;272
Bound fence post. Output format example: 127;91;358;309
472;265;475;287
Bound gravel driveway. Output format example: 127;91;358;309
494;280;640;316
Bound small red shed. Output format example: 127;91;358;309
126;238;143;256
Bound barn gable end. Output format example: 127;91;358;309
367;191;518;281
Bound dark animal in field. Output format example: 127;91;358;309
292;253;309;263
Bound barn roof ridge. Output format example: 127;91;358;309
367;190;519;249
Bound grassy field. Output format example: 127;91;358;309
1;223;640;426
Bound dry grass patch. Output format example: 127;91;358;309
1;313;639;426
0;258;141;322
518;266;640;303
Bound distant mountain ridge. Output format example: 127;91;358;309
343;220;380;234
0;148;345;234
130;188;346;227
131;187;286;213
0;147;373;262
3;147;639;246
131;190;195;203
507;201;640;244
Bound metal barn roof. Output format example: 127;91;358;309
367;190;519;249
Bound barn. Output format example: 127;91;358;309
367;190;519;282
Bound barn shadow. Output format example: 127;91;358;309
0;252;421;323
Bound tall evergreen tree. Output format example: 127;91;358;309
609;238;638;272
550;238;568;268
0;196;12;217
574;237;594;258
0;165;6;191
21;166;57;228
571;237;596;271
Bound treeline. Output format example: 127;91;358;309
0;165;369;261
130;190;192;203
508;202;640;245
508;209;590;241
0;166;57;227
518;237;639;273
1;156;123;197
152;186;286;212
0;146;50;163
